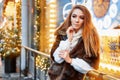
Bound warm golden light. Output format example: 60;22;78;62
15;0;20;3
50;0;56;3
100;63;120;71
49;29;55;33
49;34;54;38
50;14;56;18
49;44;53;48
50;19;56;23
50;9;56;13
48;0;57;50
50;4;56;8
5;2;15;17
49;24;56;27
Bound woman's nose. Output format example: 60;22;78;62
75;18;79;22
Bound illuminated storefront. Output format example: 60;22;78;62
99;30;120;78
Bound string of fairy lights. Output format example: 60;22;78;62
34;0;57;71
0;0;21;58
34;0;49;71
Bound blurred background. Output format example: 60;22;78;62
0;0;120;80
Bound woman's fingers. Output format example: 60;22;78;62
59;50;69;58
66;26;75;42
59;50;72;63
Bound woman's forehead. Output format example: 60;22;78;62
72;9;84;15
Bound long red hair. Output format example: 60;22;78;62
55;5;100;57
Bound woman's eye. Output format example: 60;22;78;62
80;16;84;20
72;15;76;18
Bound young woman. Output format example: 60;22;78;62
48;5;100;80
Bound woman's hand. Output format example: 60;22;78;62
59;50;72;64
66;26;75;42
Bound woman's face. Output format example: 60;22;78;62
71;9;84;32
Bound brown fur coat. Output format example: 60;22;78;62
48;33;100;80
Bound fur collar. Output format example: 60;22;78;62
57;30;66;35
